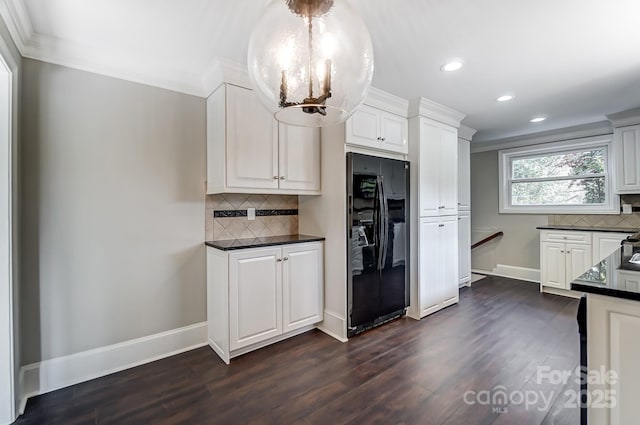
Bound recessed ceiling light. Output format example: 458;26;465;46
497;95;515;102
530;117;546;123
441;61;463;72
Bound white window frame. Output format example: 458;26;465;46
499;136;619;214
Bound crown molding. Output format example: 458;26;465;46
0;0;208;97
202;58;252;97
458;124;477;141
408;97;466;128
0;0;32;52
607;107;640;128
364;87;410;117
470;121;613;153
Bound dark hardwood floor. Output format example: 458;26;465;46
15;276;580;425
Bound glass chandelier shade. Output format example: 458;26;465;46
248;0;374;127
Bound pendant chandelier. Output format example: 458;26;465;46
248;0;374;127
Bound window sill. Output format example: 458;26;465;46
499;206;620;215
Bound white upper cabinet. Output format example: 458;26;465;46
457;138;471;211
207;84;321;195
416;119;458;217
614;124;640;194
278;124;321;192
225;84;279;191
346;104;408;154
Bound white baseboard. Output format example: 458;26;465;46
472;264;541;283
317;310;348;342
541;286;583;299
19;322;207;412
471;273;487;283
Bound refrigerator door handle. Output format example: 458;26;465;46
377;176;388;271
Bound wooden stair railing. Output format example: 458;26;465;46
471;231;504;250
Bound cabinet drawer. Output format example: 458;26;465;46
540;230;591;244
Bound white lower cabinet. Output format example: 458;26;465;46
592;232;630;263
410;216;459;319
229;248;282;350
458;212;471;287
207;242;323;364
540;231;592;291
540;230;634;293
541;240;592;290
588;294;640;425
282;244;324;332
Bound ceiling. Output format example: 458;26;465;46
2;0;640;142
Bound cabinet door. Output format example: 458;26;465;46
458;213;471;286
457;138;471;210
615;125;640;193
226;85;279;190
588;295;640;425
439;126;459;215
346;105;380;149
380;111;408;154
592;232;629;263
440;217;460;307
229;247;282;350
617;270;640;292
566;243;592;283
419;121;442;216
418;218;443;316
541;242;566;289
282;243;323;332
278;124;321;192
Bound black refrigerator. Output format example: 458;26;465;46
347;152;410;337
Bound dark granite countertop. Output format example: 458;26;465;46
205;234;325;251
537;225;637;233
571;243;640;302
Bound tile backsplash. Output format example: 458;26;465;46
548;195;640;229
206;194;298;241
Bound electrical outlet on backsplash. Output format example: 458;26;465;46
205;194;299;241
548;195;640;229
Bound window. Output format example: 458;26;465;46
499;137;618;214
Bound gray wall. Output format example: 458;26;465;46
470;150;547;271
20;59;206;364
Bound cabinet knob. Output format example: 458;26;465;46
377;137;382;141
560;250;564;253
381;137;386;141
458;217;462;220
439;224;445;228
280;176;286;180
283;257;289;261
276;258;282;262
438;206;445;209
273;176;278;180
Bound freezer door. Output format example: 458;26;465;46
347;153;382;330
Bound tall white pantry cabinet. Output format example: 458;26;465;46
408;98;467;320
457;125;476;287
